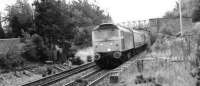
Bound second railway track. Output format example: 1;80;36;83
22;62;97;86
64;69;109;86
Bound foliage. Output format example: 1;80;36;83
0;44;25;69
5;0;33;38
21;33;49;62
0;25;5;38
164;0;198;18
193;8;200;22
0;15;5;38
4;0;111;63
33;0;111;45
69;0;111;48
192;0;200;22
32;0;111;60
73;26;94;47
33;0;68;45
161;0;197;36
160;27;173;36
69;0;111;26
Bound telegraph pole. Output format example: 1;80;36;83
179;0;183;36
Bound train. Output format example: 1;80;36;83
92;23;151;69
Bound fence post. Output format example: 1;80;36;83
137;60;144;73
196;34;200;67
188;35;191;57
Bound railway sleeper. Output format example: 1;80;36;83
75;79;89;86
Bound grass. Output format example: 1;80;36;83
0;38;27;70
140;60;196;86
142;36;197;86
99;36;198;86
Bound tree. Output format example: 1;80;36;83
0;14;5;38
164;0;198;18
192;1;200;22
69;0;112;27
34;0;71;44
69;0;112;48
33;0;76;62
6;0;33;38
33;0;111;48
32;0;112;62
3;0;112;63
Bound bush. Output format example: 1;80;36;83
73;26;93;48
21;34;49;62
0;47;25;70
151;37;168;53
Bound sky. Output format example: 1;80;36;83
95;0;177;23
0;0;34;16
0;0;177;23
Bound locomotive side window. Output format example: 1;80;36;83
120;31;125;49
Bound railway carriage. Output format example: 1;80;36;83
92;23;150;69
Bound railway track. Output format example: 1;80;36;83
22;62;97;86
64;51;148;86
22;48;148;86
86;71;109;86
64;69;109;86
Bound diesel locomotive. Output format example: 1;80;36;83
92;23;150;69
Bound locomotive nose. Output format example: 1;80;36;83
94;53;101;61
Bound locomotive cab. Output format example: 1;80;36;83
92;24;133;69
92;24;122;53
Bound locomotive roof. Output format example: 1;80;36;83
93;23;131;32
93;23;145;34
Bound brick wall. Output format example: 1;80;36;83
149;17;193;35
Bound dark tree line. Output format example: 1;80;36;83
192;0;200;22
5;0;33;38
162;0;200;23
3;0;111;62
0;14;5;38
161;0;200;35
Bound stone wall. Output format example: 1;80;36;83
0;38;21;55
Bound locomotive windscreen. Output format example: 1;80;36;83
93;30;119;41
97;24;118;30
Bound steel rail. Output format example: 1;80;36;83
22;62;96;86
86;71;110;86
64;69;102;86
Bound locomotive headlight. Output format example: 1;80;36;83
94;53;101;61
107;48;111;51
113;52;121;59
